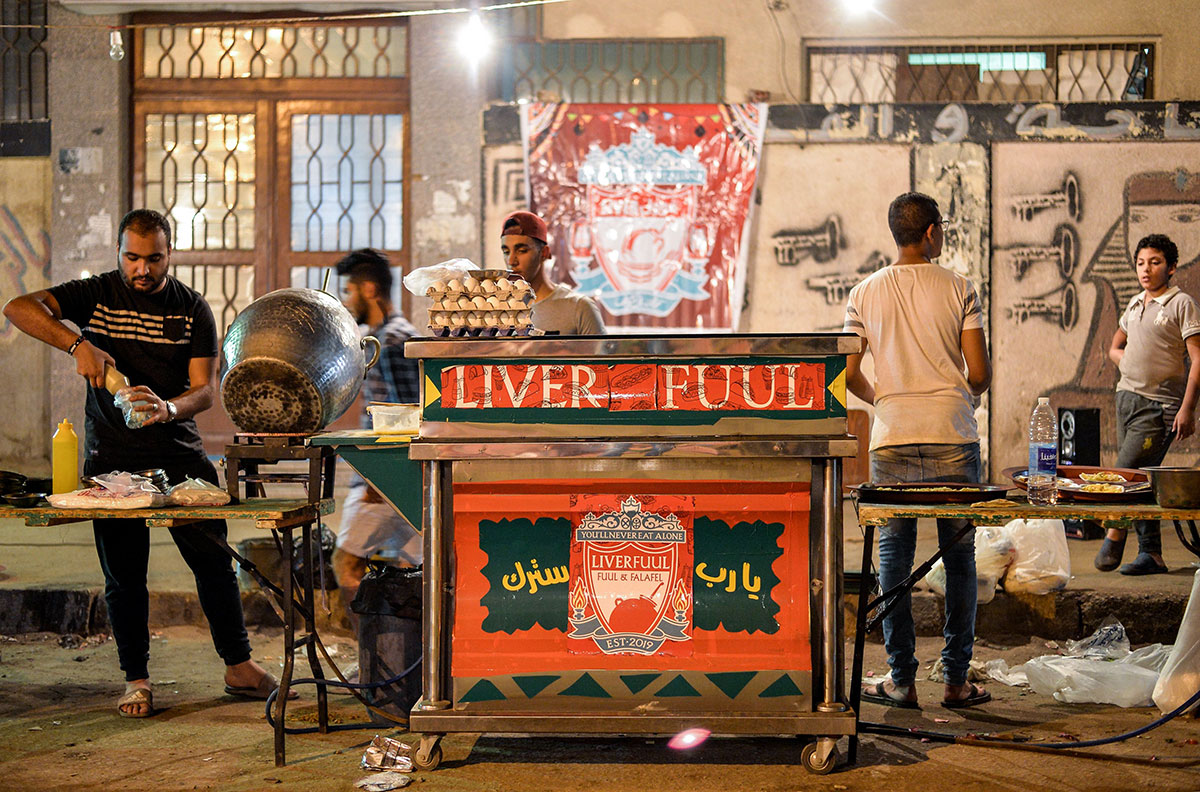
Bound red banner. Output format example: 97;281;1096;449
522;103;767;332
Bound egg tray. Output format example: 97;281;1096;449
425;326;545;338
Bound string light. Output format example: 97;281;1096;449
108;29;124;61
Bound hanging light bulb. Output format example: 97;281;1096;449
109;29;125;61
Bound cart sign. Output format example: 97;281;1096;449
567;495;694;657
522;102;767;331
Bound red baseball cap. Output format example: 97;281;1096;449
500;210;548;244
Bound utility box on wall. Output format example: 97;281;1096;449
1058;407;1100;466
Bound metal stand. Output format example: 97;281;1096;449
225;433;336;504
223;434;337;766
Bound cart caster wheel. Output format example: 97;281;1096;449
413;742;442;771
801;741;837;775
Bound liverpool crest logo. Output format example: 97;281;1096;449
568;495;694;656
570;127;712;318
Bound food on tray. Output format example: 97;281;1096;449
875;486;957;492
1079;471;1127;483
1080;483;1124;493
47;487;165;509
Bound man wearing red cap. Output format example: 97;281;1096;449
501;210;605;335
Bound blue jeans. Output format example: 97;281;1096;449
870;443;981;687
1115;390;1174;555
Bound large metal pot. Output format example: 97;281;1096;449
220;288;380;434
1141;466;1200;508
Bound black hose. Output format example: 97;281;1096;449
860;686;1200;754
264;655;422;734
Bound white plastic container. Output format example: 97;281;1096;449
367;403;421;434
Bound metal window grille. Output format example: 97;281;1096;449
290;113;404;252
144;112;256;250
807;43;1154;104
502;38;723;103
174;262;255;340
141;24;406;79
0;0;47;120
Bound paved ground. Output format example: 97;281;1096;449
1;469;1198;790
0;628;1196;792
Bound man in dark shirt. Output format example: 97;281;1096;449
330;249;421;620
3;209;285;718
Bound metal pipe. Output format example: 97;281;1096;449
419;460;449;710
819;458;846;711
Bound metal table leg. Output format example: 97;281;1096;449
275;525;295;767
847;520;874;765
1174;520;1200;557
817;458;846;714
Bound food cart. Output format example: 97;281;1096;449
316;332;862;774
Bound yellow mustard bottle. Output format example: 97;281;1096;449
52;419;78;495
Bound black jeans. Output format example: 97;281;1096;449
86;456;252;681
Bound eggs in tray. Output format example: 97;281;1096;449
425;272;535;336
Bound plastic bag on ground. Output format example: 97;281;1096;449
1022;646;1170;707
166;477;231;506
1002;518;1070;595
1065;616;1130;659
1153;569;1200;714
401;258;477;297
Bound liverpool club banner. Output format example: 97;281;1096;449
521;103;767;332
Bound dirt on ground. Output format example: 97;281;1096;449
0;626;1197;792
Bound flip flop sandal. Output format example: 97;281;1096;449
860;680;919;709
117;686;154;718
942;682;991;709
224;672;299;700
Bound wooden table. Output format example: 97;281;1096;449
0;497;335;766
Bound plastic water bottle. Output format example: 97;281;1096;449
1027;397;1058;505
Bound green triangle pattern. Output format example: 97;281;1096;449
513;675;559;698
558;673;611;698
619;673;660;694
655;675;702;697
459;678;507;702
705;671;757;699
759;674;803;698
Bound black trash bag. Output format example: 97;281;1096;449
352;563;422;722
291;526;338;589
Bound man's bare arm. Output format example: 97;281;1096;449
961;327;991;396
845;343;875;405
3;291;114;388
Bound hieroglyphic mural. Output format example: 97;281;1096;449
993;144;1200;468
745;144;907;334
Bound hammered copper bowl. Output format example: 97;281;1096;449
1141;466;1200;508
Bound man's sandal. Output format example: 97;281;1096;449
117;686;154;718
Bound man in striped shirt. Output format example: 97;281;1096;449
4;209;284;718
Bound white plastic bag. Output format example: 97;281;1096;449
113;387;153;429
1021;644;1170;707
921;524;1016;604
166;477;231;506
975;524;1017;599
47;470;166;509
1002;518;1070;595
401;258;477;297
1153;569;1200;713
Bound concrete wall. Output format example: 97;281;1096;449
541;0;1200;102
43;5;129;474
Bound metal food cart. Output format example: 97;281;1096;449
318;332;863;774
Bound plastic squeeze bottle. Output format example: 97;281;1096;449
52;419;78;495
104;363;130;395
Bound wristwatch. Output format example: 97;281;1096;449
165;400;178;422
